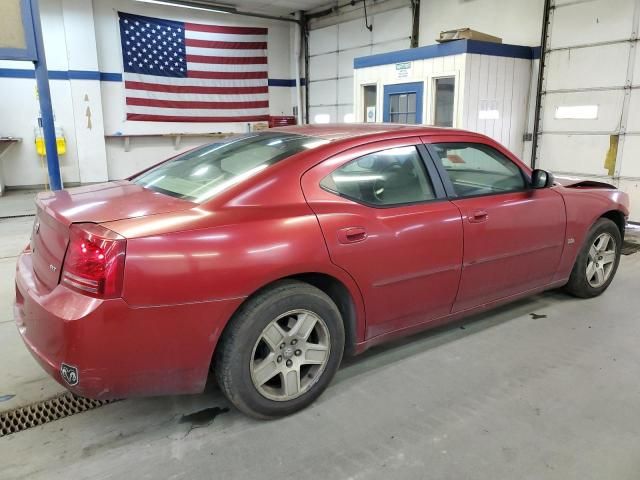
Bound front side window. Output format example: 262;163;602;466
431;143;526;198
320;146;435;206
133;133;324;203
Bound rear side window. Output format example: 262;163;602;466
133;133;325;203
431;143;526;197
320;146;436;206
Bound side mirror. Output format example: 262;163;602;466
531;169;554;189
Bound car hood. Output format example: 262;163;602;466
36;180;197;225
554;176;617;189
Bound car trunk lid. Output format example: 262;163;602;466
30;181;196;291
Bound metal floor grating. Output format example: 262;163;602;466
0;393;116;437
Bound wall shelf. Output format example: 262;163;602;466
105;132;234;152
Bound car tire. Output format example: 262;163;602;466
564;218;622;298
214;280;345;419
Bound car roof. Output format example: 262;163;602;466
271;123;482;141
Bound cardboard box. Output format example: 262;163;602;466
437;28;502;44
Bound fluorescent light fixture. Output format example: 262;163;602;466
343;113;355;123
133;0;236;14
314;114;331;124
479;109;500;120
555;105;598;120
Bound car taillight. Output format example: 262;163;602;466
62;223;126;299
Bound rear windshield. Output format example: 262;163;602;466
133;132;326;202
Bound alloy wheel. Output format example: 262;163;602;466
250;309;331;401
586;232;617;288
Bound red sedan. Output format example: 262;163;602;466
15;125;629;418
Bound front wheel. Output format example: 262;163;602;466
564;218;622;298
215;280;345;419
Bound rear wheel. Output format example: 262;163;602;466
564;218;622;298
215;280;344;419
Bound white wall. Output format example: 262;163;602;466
307;0;413;124
419;0;544;47
536;0;640;220
353;51;532;157
0;0;301;188
462;54;532;157
0;0;81;188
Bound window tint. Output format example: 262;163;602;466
320;146;435;206
432;143;525;197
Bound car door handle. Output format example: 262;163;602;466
468;210;489;223
337;227;367;244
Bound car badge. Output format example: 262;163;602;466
49;264;57;272
60;364;79;386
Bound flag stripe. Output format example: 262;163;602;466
127;104;268;116
187;70;268;79
124;80;269;95
186;62;268;73
185;39;267;50
126;97;269;109
186;46;266;57
186;54;267;65
125;90;269;102
127;113;270;122
184;31;266;43
185;23;267;35
123;72;268;87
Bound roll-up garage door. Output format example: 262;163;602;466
308;4;413;124
536;0;640;220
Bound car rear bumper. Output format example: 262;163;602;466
14;253;243;400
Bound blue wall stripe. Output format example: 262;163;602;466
268;78;306;87
100;72;123;81
0;68;304;86
354;40;540;69
0;68;35;79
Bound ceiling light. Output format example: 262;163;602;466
133;0;236;14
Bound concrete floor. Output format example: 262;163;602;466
1;190;640;480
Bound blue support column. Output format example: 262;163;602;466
30;0;62;190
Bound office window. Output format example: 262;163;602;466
389;93;417;124
434;77;455;127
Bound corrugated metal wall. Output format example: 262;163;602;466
462;54;532;158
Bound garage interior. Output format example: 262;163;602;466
1;0;640;478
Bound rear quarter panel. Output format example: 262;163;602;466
103;158;367;343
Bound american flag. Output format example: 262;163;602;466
118;12;269;122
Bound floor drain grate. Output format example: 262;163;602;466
0;393;116;437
